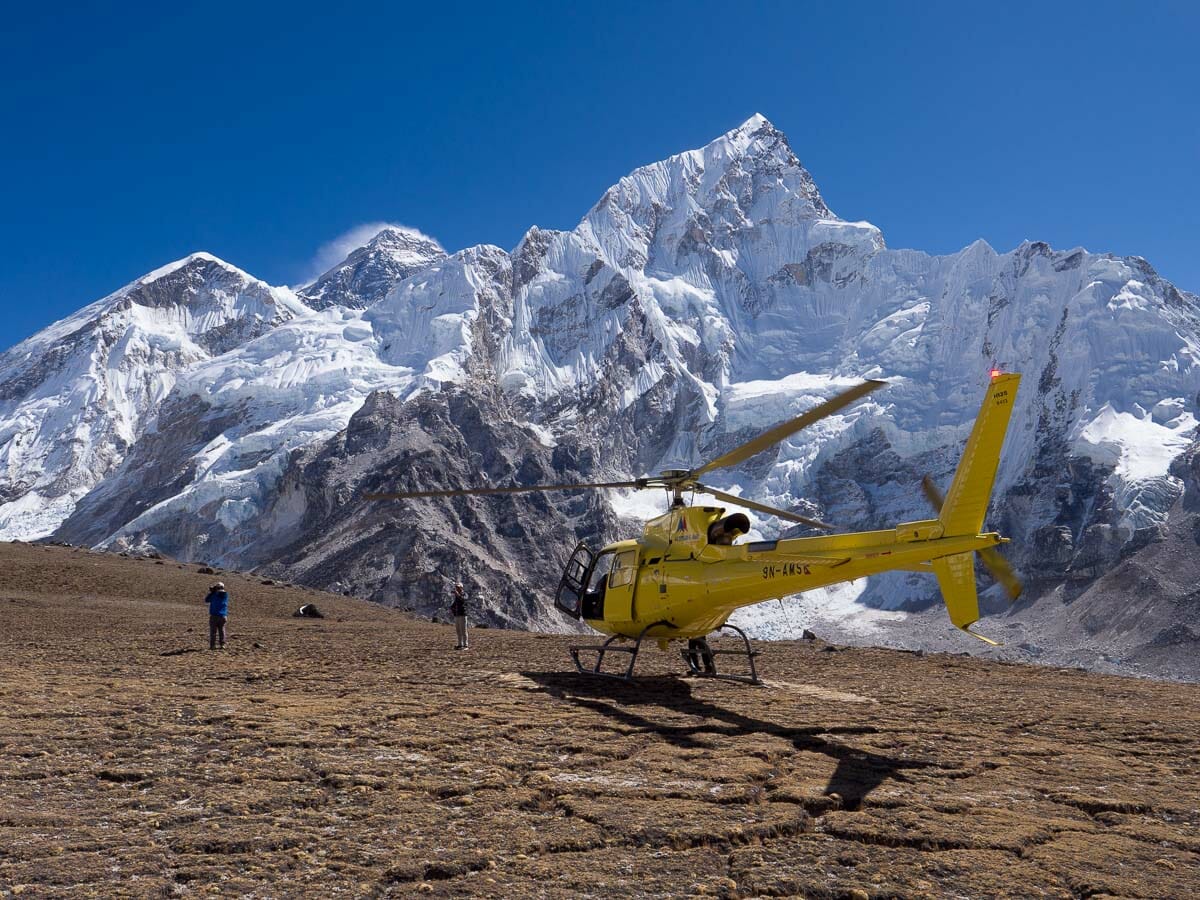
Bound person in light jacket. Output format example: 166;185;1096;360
450;582;468;650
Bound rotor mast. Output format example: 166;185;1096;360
658;470;690;507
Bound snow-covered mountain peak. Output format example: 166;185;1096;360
137;251;256;287
962;237;997;256
299;225;447;311
369;224;444;251
0;249;305;539
575;112;845;285
736;111;770;130
708;112;801;167
113;253;307;347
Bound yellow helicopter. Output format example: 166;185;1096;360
368;373;1023;683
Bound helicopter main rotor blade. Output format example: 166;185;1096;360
365;479;646;501
690;379;886;479
921;475;1023;601
695;483;833;531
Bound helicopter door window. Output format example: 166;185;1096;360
564;550;591;592
556;543;595;618
609;551;636;589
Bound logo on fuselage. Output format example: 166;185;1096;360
674;515;700;543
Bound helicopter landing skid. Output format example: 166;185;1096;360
568;620;671;681
680;623;762;685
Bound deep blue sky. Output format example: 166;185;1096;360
3;1;1197;349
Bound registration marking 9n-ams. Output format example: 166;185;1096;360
762;562;811;579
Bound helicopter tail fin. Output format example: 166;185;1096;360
937;373;1020;538
931;551;997;644
928;373;1020;644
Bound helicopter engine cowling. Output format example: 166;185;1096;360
707;513;750;546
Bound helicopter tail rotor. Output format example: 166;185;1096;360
922;474;1023;602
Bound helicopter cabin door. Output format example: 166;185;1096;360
554;543;594;619
603;549;638;622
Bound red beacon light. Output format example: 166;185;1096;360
989;368;1003;379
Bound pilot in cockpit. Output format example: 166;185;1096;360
707;513;750;546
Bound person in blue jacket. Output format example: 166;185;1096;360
205;582;230;650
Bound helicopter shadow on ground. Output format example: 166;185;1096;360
521;671;936;811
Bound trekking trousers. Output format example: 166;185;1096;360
454;615;468;648
210;614;227;649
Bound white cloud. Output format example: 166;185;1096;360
300;222;443;286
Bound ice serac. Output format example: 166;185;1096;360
0;253;304;539
3;114;1198;676
299;226;446;310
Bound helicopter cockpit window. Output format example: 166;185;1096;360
609;551;636;588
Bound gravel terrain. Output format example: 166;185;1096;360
1;542;1197;897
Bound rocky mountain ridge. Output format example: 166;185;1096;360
4;114;1199;675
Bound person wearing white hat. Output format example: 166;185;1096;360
450;582;468;650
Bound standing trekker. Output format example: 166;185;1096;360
205;582;229;650
451;582;468;650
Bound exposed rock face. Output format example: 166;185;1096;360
298;227;446;310
57;393;249;556
3;114;1200;674
249;385;618;630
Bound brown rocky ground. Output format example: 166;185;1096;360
0;542;1198;898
